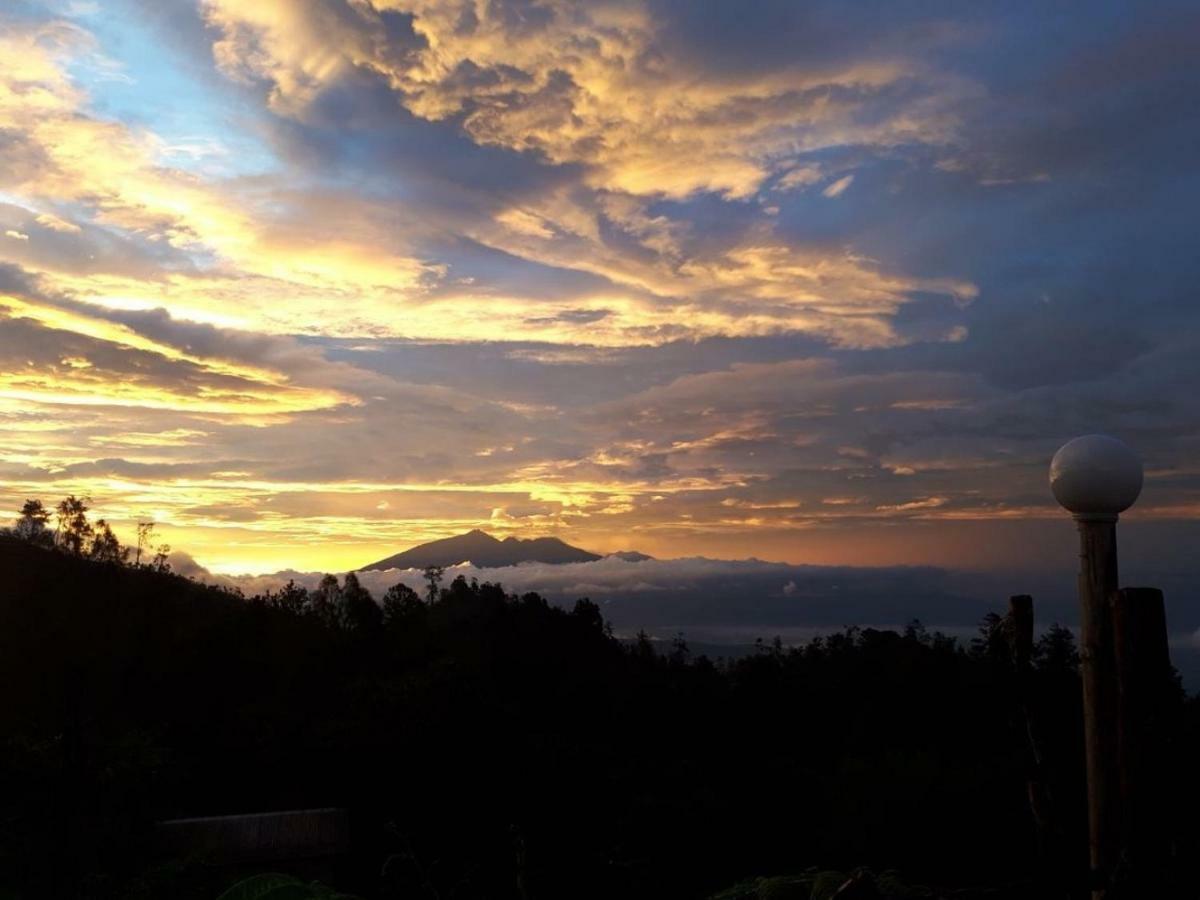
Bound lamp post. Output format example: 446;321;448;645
1049;434;1143;899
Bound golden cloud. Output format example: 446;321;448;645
0;12;978;351
0;292;354;416
0;22;438;329
203;0;971;200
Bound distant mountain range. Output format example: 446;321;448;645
360;529;651;571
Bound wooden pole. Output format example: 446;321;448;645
1112;586;1171;882
1008;594;1034;667
1075;515;1121;900
1008;594;1058;870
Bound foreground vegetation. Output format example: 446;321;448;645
1;500;1197;898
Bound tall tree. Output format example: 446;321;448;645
309;574;342;629
339;572;381;633
135;522;155;566
13;499;52;546
89;520;127;564
422;565;444;604
150;543;171;573
55;496;93;556
382;582;423;626
268;580;310;616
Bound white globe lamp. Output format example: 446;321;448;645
1050;434;1143;520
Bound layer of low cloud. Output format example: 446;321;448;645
192;553;996;633
185;549;1200;686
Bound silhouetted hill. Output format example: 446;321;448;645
360;528;602;570
0;535;242;679
4;534;1195;900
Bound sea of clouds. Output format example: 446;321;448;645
181;554;1017;641
172;552;1200;683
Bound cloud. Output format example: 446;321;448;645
2;0;1200;588
775;165;825;192
0;11;978;352
201;0;973;200
199;552;998;632
0;282;355;416
181;0;988;348
466;192;977;348
0;19;441;336
822;174;854;198
169;548;1200;686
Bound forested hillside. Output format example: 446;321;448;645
1;533;1196;899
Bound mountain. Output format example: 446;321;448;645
360;529;603;571
609;550;654;562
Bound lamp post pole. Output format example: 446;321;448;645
1074;512;1120;897
1050;435;1143;900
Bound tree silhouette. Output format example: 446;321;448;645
89;519;127;564
55;495;93;555
422;565;444;604
267;579;310;616
382;581;423;626
1034;624;1080;673
309;573;343;629
10;497;135;562
970;611;1009;663
135;521;155;566
13;499;52;546
571;598;605;634
340;572;381;633
150;543;171;572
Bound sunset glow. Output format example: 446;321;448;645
2;0;1197;575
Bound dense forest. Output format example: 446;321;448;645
1;499;1197;899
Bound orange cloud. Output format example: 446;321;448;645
0;12;977;352
0;291;354;417
204;0;972;200
0;21;438;335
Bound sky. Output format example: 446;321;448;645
1;0;1198;582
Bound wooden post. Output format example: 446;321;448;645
1008;594;1034;668
1075;516;1121;900
1008;594;1057;869
1112;586;1171;881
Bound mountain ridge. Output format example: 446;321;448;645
360;529;608;571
